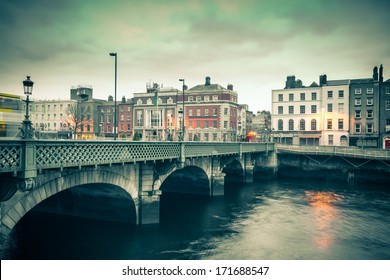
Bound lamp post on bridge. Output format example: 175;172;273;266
21;76;34;139
109;52;118;140
179;78;185;141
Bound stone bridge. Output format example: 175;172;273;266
0;140;275;248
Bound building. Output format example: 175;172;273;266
321;79;350;146
349;67;381;148
272;75;323;145
70;85;106;139
98;96;134;139
252;110;271;142
379;65;390;149
185;77;239;142
132;83;180;141
29;99;77;138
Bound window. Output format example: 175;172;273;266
224;108;228;115
196;121;201;128
367;110;373;118
212;95;218;101
188;96;193;102
338;119;344;130
311;92;317;100
197;109;200;116
204;133;209;141
278;94;283;101
367;123;373;133
338;90;344;98
213;120;217;128
196;96;201;102
300;93;305;101
355;98;361;106
300;105;305;114
213;108;218;116
367;88;373;94
355;123;361;133
278;106;283;114
327;103;333;112
204;121;209;128
386;100;390;110
327;119;332;129
188;121;192;128
205;109;209;116
386;86;390;94
299;119;305;130
213;133;217;141
137;111;143;126
327;91;333;99
310;105;316;113
311;119;317;130
189;109;193;116
223;121;228;128
355;88;361;95
289;93;294;101
338;103;344;113
288;119;294;130
278;119;283;130
367;97;373;106
355;110;361;118
204;96;209;101
328;135;334;145
288;106;294;114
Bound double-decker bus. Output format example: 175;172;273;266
0;93;23;137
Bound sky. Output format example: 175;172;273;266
1;0;389;113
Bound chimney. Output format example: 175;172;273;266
379;64;383;82
373;66;379;81
319;74;327;86
227;84;233;90
285;76;296;89
205;76;211;86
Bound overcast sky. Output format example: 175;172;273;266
1;0;389;112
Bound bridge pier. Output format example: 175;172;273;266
138;162;161;224
254;151;278;179
211;172;225;196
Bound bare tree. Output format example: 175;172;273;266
64;102;90;139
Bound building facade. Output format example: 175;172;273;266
272;75;323;145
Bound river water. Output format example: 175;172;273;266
4;178;390;260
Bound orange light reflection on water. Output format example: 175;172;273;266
305;191;343;251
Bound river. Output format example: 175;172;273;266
3;178;390;260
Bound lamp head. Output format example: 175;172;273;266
23;76;34;95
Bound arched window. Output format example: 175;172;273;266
299;119;305;130
288;119;294;131
278;119;283;131
311;119;317;130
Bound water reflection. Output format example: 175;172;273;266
305;191;343;251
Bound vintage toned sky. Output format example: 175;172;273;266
0;0;389;112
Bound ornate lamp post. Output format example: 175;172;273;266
21;76;34;139
179;79;185;141
109;52;118;140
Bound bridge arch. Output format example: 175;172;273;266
222;159;244;184
160;165;210;196
1;169;139;242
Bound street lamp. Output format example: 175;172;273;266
179;79;185;141
109;52;118;140
21;76;34;139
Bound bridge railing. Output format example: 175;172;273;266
276;144;390;160
0;140;274;175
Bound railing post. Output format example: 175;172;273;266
17;140;37;191
179;142;185;167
